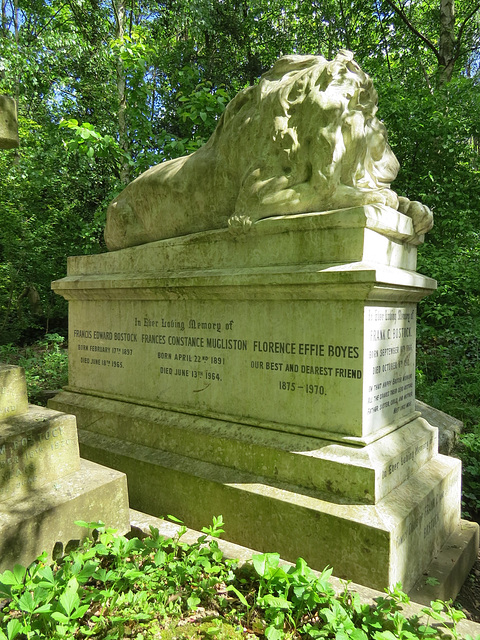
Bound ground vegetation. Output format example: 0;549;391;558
0;518;477;640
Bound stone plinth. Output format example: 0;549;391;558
0;365;130;570
54;207;432;445
0;404;79;500
50;206;478;595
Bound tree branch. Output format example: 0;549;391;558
32;4;68;40
385;0;440;61
111;0;121;33
375;0;393;82
455;1;480;55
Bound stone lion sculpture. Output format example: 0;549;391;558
105;50;433;250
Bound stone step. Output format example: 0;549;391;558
50;390;438;504
410;520;479;605
0;458;130;571
77;426;463;594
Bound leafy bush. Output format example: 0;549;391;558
456;426;480;520
0;333;68;405
0;517;237;640
0;518;475;640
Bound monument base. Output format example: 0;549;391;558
50;207;478;597
49;390;477;596
411;520;479;605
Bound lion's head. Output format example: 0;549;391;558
213;50;401;224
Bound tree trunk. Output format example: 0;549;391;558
438;0;456;83
386;0;480;84
338;0;351;50
1;0;7;36
113;0;130;184
13;0;19;164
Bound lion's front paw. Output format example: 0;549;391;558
228;214;253;235
397;197;433;235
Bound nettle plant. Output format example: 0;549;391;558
0;517;476;640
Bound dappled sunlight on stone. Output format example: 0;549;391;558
0;364;130;571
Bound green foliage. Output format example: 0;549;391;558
378;71;480;433
0;334;68;404
456;426;480;519
0;518;238;639
377;73;480;524
169;72;230;156
0;114;111;344
242;557;470;640
1;0;479;350
59;119;126;164
0;519;475;640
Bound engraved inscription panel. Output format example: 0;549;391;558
69;299;417;439
392;466;460;587
0;366;28;418
0;423;78;496
0;386;21;418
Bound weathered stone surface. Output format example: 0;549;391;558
75;421;460;592
411;520;479;605
0;459;129;571
55;293;426;443
70;206;424;275
0;406;80;500
49;384;475;596
0;365;28;419
0;365;131;571
50;391;438;505
0;95;19;150
53;208;436;445
416;399;463;455
104;52;432;250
